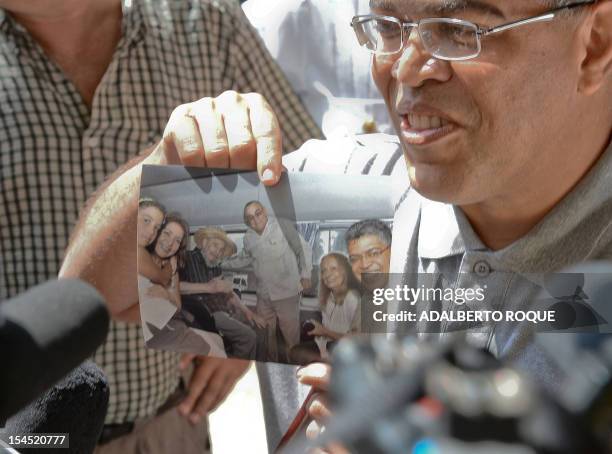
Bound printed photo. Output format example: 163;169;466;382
137;165;393;365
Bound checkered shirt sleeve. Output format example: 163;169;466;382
0;0;322;422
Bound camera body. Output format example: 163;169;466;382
323;334;611;454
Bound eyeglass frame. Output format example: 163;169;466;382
350;0;596;61
348;245;390;265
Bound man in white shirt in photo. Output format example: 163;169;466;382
224;201;312;362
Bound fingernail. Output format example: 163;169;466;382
261;168;276;183
296;368;305;380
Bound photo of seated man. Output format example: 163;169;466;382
290;253;361;365
223;201;313;362
179;227;267;360
138;212;226;357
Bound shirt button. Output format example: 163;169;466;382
473;261;491;277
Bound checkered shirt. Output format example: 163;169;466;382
0;0;322;422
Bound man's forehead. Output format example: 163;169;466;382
369;0;510;19
246;203;262;213
348;234;388;250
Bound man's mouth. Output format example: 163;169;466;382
408;113;449;129
400;113;457;145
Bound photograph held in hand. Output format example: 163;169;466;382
137;165;394;365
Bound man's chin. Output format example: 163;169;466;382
407;165;468;204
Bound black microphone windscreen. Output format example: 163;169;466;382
4;361;109;454
0;278;109;420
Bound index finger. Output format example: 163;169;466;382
243;93;282;185
296;363;331;390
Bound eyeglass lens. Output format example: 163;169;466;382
356;17;480;59
349;248;386;264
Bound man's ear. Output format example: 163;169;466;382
578;1;612;95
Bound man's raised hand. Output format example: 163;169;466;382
59;91;281;316
148;90;283;185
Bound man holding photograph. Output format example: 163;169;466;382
0;0;322;451
58;0;612;450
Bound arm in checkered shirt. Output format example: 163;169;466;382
59;92;285;318
58;93;283;422
57;0;325;425
58;0;323;317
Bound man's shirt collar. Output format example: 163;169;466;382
0;2;145;52
417;200;486;260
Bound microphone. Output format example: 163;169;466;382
4;361;109;454
0;278;110;421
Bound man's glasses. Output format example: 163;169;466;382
351;1;595;61
349;246;390;265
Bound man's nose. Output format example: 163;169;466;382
391;27;453;87
362;256;375;270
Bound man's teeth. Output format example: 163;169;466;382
408;114;449;130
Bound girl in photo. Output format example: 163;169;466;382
138;212;226;357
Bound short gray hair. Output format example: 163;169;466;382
345;219;392;247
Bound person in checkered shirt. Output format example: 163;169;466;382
0;0;321;451
55;0;612;453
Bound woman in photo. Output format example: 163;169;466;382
137;198;166;248
137;198;174;292
138;212;226;357
290;252;361;364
